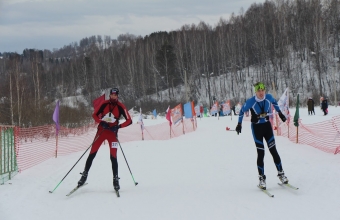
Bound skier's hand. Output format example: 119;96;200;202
110;125;120;132
278;112;286;122
236;123;242;135
100;121;110;129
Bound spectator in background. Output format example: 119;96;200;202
321;97;328;116
231;105;237;115
307;97;315;115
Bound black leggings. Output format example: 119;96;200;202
84;152;118;177
251;122;283;175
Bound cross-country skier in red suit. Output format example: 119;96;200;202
78;88;132;191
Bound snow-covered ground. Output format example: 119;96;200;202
1;106;340;220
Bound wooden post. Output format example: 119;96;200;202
55;134;58;158
170;125;171;139
182;119;185;134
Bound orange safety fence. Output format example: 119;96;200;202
277;115;340;154
234;111;340;154
16;123;98;172
15;118;197;172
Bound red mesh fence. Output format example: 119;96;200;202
15;118;197;172
228;112;340;155
16;123;98;172
277;115;340;154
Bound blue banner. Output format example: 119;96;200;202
184;102;193;118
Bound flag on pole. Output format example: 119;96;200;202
210;101;218;116
278;88;290;122
294;94;300;127
194;105;201;117
53;100;60;135
166;106;172;126
128;107;134;116
171;104;183;125
191;101;195;118
93;94;105;110
152;109;157;119
222;100;231;115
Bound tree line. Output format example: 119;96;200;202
0;0;339;127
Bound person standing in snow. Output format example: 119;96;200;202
307;97;315;115
235;82;288;190
321;97;328;116
78;88;132;191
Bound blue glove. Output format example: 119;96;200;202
110;125;120;132
278;112;286;122
236;123;242;135
100;121;110;129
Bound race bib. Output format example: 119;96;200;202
111;142;118;149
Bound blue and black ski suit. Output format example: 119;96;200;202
238;94;284;176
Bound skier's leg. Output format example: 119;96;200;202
108;133;120;190
78;130;106;186
251;123;265;175
84;129;107;172
256;144;265;175
84;152;98;172
263;122;289;183
263;122;282;171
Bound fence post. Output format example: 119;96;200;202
0;126;18;184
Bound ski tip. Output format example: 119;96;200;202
49;191;53;193
135;182;138;186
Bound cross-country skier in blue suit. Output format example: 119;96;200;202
235;82;288;190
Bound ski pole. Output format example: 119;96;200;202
115;135;138;186
49;129;104;193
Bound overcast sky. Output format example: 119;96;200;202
0;0;265;53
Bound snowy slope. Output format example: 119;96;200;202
0;106;340;220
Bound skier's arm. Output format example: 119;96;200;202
268;94;287;122
238;100;252;124
117;104;133;128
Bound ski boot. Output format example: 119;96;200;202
278;170;289;184
258;175;266;190
113;175;120;191
78;171;88;186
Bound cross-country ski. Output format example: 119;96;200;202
257;186;274;198
278;183;299;190
66;183;88;197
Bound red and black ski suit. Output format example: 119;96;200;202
83;100;132;177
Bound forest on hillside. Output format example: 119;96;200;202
0;0;339;127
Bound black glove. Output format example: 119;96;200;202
100;121;110;129
110;125;120;132
236;123;242;134
278;112;286;122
